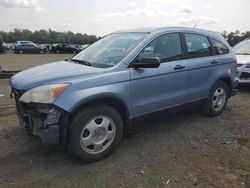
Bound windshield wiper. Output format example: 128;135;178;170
66;59;91;66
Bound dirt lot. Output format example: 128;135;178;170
0;54;250;188
0;52;72;71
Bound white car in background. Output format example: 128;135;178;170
232;39;250;84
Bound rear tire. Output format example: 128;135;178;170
69;104;123;162
202;81;229;117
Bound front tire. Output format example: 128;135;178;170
202;81;229;117
69;104;123;162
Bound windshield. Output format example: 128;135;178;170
232;40;250;55
72;33;148;68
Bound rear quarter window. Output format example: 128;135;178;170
210;39;229;55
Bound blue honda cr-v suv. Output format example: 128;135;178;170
10;27;238;162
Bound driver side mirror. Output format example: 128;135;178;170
132;57;161;69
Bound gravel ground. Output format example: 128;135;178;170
0;79;250;188
0;54;249;188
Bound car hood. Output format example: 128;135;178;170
236;55;250;64
10;61;104;90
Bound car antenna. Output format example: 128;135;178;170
193;24;197;28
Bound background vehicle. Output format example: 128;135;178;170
14;41;27;51
39;44;50;51
70;44;89;52
10;27;238;162
14;41;48;54
81;44;89;50
50;43;79;54
232;39;250;84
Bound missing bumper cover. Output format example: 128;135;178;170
18;104;63;145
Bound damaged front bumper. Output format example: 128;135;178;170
19;104;61;144
11;88;69;145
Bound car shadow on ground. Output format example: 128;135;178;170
237;84;250;93
125;104;201;138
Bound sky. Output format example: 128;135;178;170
0;0;250;36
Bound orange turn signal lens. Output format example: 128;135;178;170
51;84;69;99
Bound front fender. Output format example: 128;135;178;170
54;81;131;115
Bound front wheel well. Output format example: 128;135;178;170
70;97;130;128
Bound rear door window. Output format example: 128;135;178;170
184;33;212;58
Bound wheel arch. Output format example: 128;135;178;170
70;95;131;128
217;76;233;96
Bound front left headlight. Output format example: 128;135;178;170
19;83;70;104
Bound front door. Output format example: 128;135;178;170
129;33;187;117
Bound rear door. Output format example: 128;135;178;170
182;33;218;101
23;44;35;53
129;32;187;117
30;44;38;53
21;44;29;53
